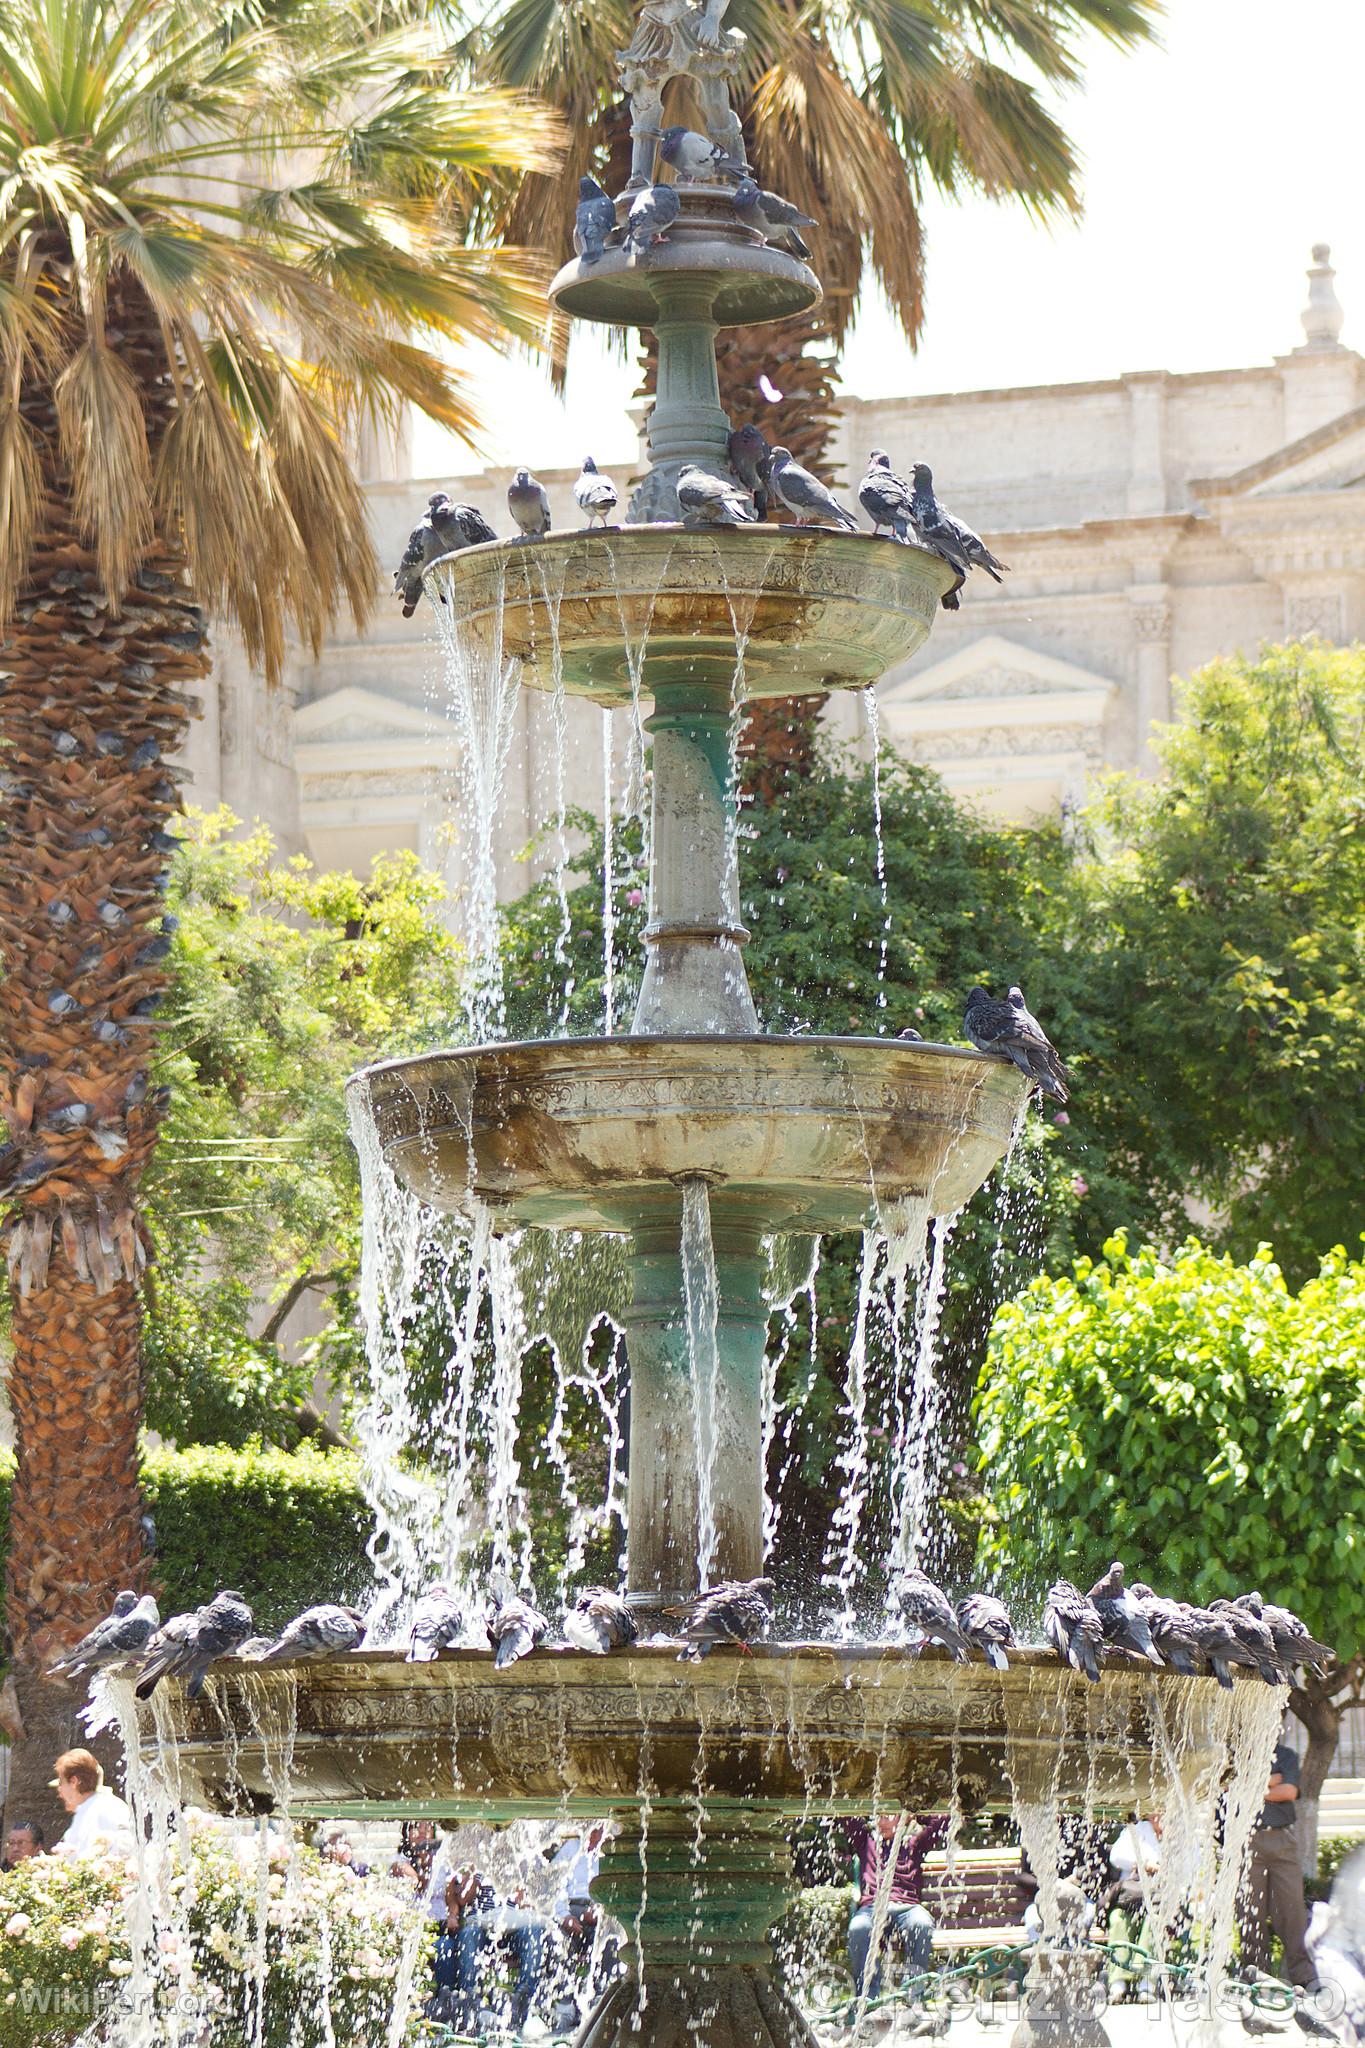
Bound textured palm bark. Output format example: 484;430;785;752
0;268;207;1800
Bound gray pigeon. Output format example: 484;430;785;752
956;1592;1015;1671
253;1604;366;1666
392;500;449;617
727;424;770;519
574;175;616;264
963;985;1070;1105
135;1589;254;1700
859;451;915;542
665;1577;773;1661
657;126;745;181
1129;1585;1200;1677
623;183;680;259
894;1568;973;1663
1182;1604;1254;1689
1210;1598;1285;1684
731;179;814;260
768;446;858;530
573;457;619;529
507;467;552;538
909;463;1008;609
897;1025;924;1042
563;1586;638;1656
1087;1563;1162;1665
677;462;757;526
1044;1579;1103;1683
1238;1593;1334;1676
429;494;496;553
491;1597;550;1669
50;1591;160;1681
406;1584;465;1663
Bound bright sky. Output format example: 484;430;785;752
412;0;1365;479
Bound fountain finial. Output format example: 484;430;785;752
1298;242;1345;351
616;0;748;186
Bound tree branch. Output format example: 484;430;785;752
259;1268;347;1347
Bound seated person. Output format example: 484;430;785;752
431;1864;549;2033
1105;1816;1162;2001
843;1814;949;2002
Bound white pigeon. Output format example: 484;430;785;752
573;457;619;529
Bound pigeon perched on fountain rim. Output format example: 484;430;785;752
563;1586;639;1655
893;1567;973;1664
406;1584;466;1663
859;451;915;543
253;1603;366;1666
676;463;757;527
727;425;771;520
574;175;617;264
956;1592;1015;1671
730;179;814;261
49;1590;160;1680
767;447;859;531
1044;1578;1104;1683
963;984;1070;1105
491;1596;550;1669
657;126;746;182
623;182;680;260
134;1589;254;1699
574;457;619;529
508;467;552;538
665;1577;772;1660
1087;1562;1163;1665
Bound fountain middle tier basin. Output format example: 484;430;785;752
154;1647;1246;1821
423;526;957;707
355;1035;1027;1232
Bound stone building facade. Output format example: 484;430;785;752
180;247;1365;884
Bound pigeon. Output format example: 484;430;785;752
252;1604;366;1666
393;499;451;617
507;467;552;538
1087;1563;1163;1666
1129;1585;1200;1677
1181;1604;1255;1690
1209;1598;1285;1685
962;985;1070;1105
731;179;814;261
665;1577;773;1660
1307;1855;1365;2045
406;1585;465;1663
676;463;758;527
490;1597;550;1669
1044;1579;1103;1683
1237;1593;1335;1676
657;126;745;182
573;457;619;529
135;1590;254;1700
727;425;771;519
623;182;680;259
956;1592;1015;1671
49;1591;161;1681
859;451;915;543
908;463;1008;609
897;1026;924;1042
768;446;859;531
574;175;617;264
894;1568;973;1663
429;494;497;553
563;1586;638;1655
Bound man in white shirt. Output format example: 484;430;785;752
50;1748;134;1859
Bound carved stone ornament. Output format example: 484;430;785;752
616;0;748;185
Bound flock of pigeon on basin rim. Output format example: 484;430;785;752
49;1571;1331;1718
393;444;1004;622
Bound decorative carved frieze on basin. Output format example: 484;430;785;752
353;1035;1028;1233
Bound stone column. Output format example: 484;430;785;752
635;276;733;522
1127;589;1171;777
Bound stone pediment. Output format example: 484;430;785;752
881;635;1115;733
1192;402;1365;500
294;686;455;749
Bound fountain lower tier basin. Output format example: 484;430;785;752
354;1036;1027;1232
153;1647;1248;1821
423;527;956;707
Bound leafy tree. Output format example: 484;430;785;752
975;1232;1365;1844
0;0;560;1804
1058;642;1365;1281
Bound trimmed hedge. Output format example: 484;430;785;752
0;1444;375;1634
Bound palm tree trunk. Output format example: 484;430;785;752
0;271;206;1828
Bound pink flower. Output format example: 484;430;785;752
626;888;643;908
1071;1175;1089;1197
59;1927;84;1950
1052;1109;1070;1127
5;1914;31;1939
776;867;788;884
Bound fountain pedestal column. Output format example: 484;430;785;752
583;1805;819;2048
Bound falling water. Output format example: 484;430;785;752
863;687;892;1013
602;708;617;1033
535;560;576;1033
889;1209;959;1575
680;1180;722;1589
823;1229;880;1631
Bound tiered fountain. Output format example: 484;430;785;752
146;11;1280;2045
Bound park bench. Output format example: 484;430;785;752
921;1844;1030;1953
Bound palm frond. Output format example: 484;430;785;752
53;333;152;603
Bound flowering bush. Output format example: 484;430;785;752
0;1814;432;2047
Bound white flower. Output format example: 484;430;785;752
59;1926;84;1950
4;1914;30;1939
109;1959;133;1979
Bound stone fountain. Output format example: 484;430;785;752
145;13;1280;2045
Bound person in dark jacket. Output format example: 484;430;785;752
843;1815;949;1999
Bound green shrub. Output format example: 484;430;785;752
0;1447;373;1636
1316;1834;1365;1890
772;1883;855;2002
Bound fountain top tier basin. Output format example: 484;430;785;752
355;1035;1026;1234
153;1646;1248;1822
424;526;956;708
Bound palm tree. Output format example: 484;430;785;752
467;0;1160;783
0;0;561;1806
